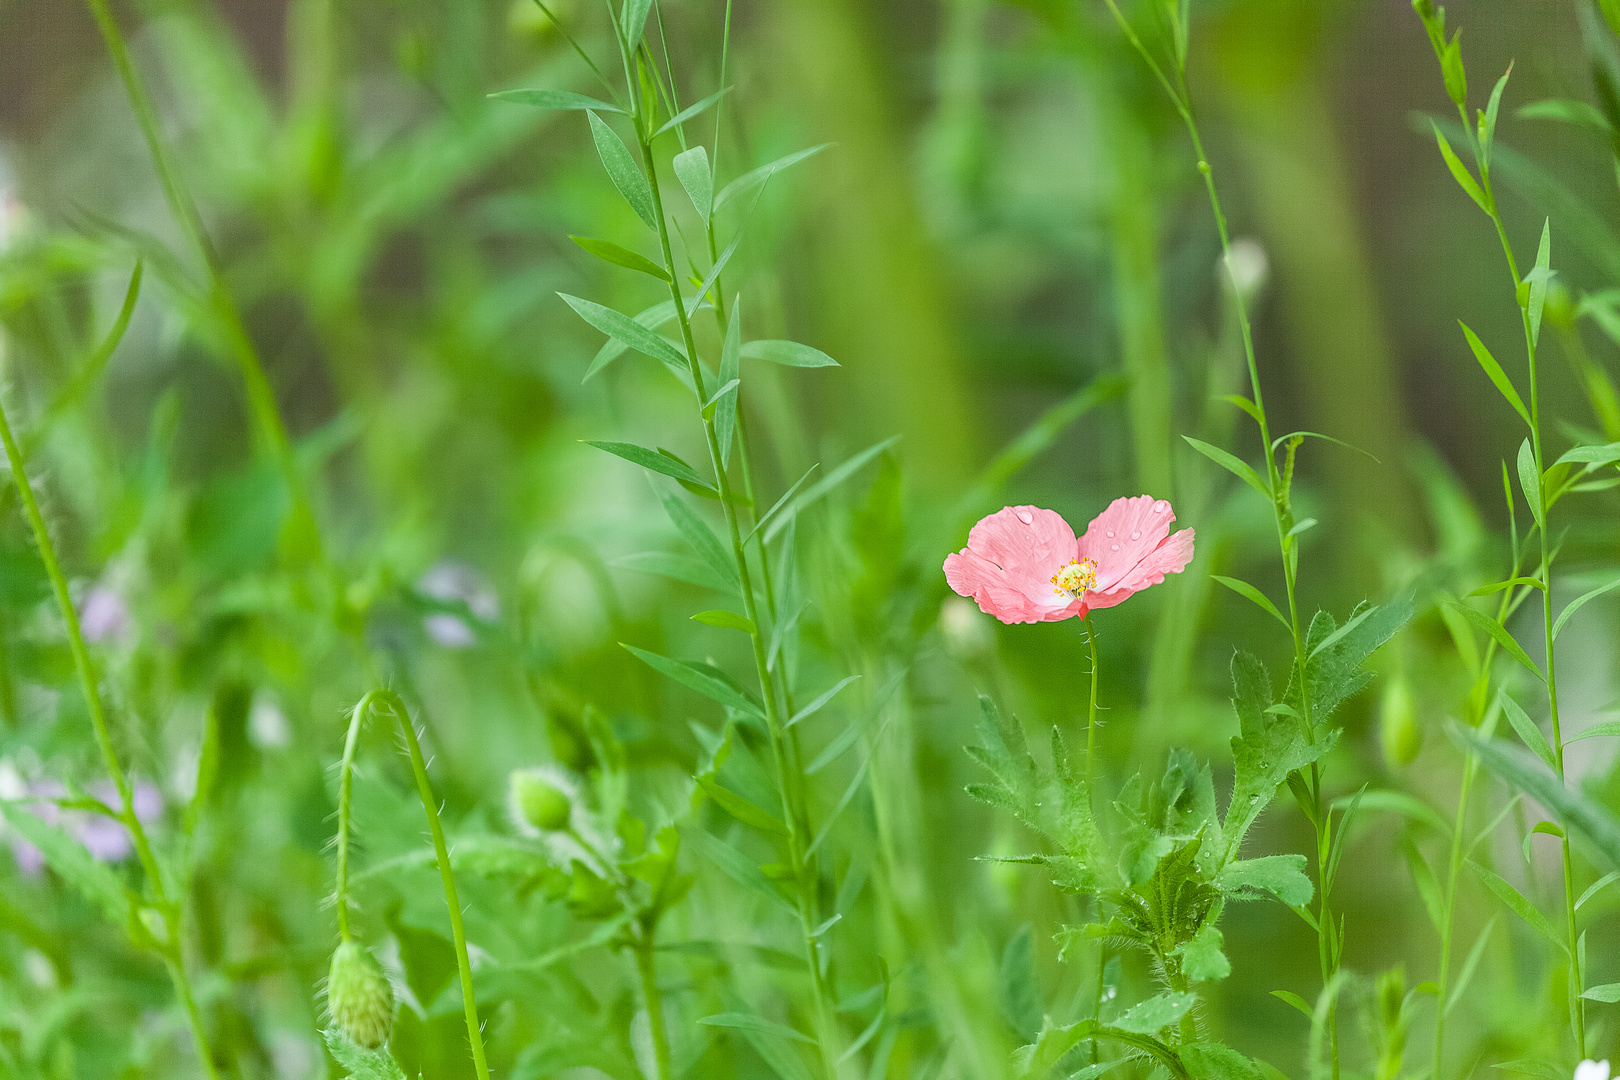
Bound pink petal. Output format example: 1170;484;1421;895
1077;496;1175;590
944;505;1084;624
1086;528;1195;609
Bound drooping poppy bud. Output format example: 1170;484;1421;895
327;940;395;1050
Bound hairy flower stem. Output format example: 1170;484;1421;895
632;100;841;1080
1083;616;1105;1064
0;370;221;1079
1444;87;1585;1054
1097;2;1340;1069
345;691;491;1080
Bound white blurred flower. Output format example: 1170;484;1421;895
418;561;498;649
1576;1062;1611;1080
249;691;291;749
1222;238;1269;303
939;595;994;659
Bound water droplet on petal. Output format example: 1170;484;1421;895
1016;509;1033;524
1153;500;1169;513
1130;531;1141;541
1111;544;1119;551
1106;530;1115;538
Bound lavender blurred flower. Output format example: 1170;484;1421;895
79;584;131;644
2;768;162;874
417;561;498;649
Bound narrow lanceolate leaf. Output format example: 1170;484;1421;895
1482;67;1511;163
715;144;834;212
1517;438;1543;528
1431;119;1488;211
1566;721;1620;745
1446;601;1543;681
1552;575;1620;640
622;644;763;718
583;299;685;381
763;435;901;543
673;145;714;223
621;0;654;45
587;111;658;230
694;776;786;835
697;1012;815;1045
586;441;711;488
657;87;733;138
1184;436;1270;498
569;236;669;280
786;675;861;730
1111;992;1196;1035
1;803;132;930
1556;441;1620;468
1448;720;1620;869
1517;98;1613;131
715;299;741;470
489;88;623;113
690;609;756;634
1459;322;1532;429
1583;982;1620;1003
1212;575;1291;630
612;551;729;592
1468;860;1567;952
1499;692;1556;771
740;340;839;368
655;484;740;593
1446;917;1497;1015
561;293;688;372
1527;219;1552;347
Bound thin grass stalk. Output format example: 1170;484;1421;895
0;359;221;1080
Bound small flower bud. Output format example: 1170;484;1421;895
510;768;572;832
1379;674;1421;767
327;940;396;1050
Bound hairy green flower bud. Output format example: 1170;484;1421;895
327;940;395;1050
510;769;572;832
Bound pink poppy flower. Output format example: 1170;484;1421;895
944;496;1194;625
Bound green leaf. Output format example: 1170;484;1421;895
1553;575;1620;640
1343;789;1450;835
0;802;133;931
679;827;792;911
587;111;657;230
622;644;763;718
1499;693;1556;770
1181;1043;1263;1080
1441;34;1467;106
1482;67;1511;162
1491;1062;1569;1080
1528;219;1551;347
1459;322;1531;428
1178;923;1231;983
323;1029;409;1080
715;299;742;469
586;440;710;488
1402;836;1446;932
611;551;730;592
1183;436;1270;498
568;235;669;280
1446;601;1543;682
489;88;623;113
621;0;653;43
1224;651;1336;856
1582;982;1620;1002
1468;860;1567;953
1468;576;1546;597
1556;441;1620;468
715;144;833;212
655;480;740;593
1449;720;1620;868
1217;855;1314;907
694;776;787;835
1517;98;1612;132
786;675;861;730
1446;916;1496;1015
1219;394;1265;426
1517;438;1543;528
657;87;732;138
1432;120;1488;211
690;609;756;634
1212;576;1290;630
763;435;901;543
1271;990;1314;1019
1576;868;1620;910
1112;991;1196;1035
583;299;687;381
561;293;688;372
1566;720;1620;745
740;340;839;368
698;1012;815;1044
673;145;714;223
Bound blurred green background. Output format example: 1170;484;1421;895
0;0;1617;1076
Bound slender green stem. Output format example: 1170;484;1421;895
1083;615;1104;1065
334;700;367;943
354;690;491;1080
0;354;220;1078
636;121;841;1080
634;941;675;1080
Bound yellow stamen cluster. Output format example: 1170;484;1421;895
1051;557;1098;598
